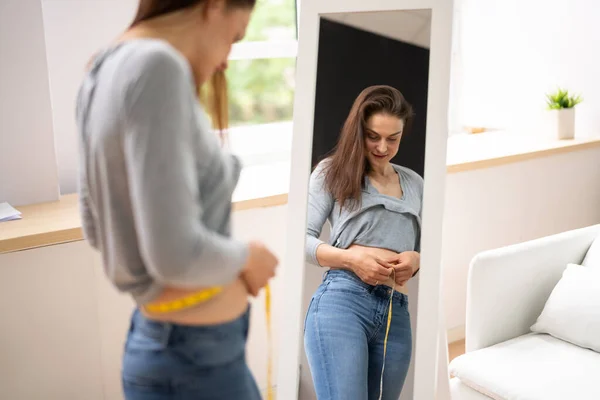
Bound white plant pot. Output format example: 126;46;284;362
550;108;576;140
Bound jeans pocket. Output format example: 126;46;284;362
392;294;411;319
304;281;329;333
125;324;169;353
171;318;247;370
122;331;171;394
326;275;370;297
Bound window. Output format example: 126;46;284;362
227;57;296;127
226;0;298;168
241;0;296;43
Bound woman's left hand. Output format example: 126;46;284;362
387;251;420;286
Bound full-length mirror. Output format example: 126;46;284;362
300;10;430;400
277;1;454;399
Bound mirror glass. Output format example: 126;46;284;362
299;9;432;400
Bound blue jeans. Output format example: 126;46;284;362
304;270;412;400
122;307;261;400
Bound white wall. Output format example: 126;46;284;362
41;0;138;194
441;146;600;332
458;0;600;136
0;241;104;399
0;0;59;206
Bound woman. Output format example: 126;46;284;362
304;85;423;400
75;1;278;399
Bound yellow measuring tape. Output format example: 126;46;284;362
143;287;224;314
143;284;274;400
378;269;396;400
265;284;274;400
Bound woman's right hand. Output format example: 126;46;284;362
345;247;394;286
240;241;279;297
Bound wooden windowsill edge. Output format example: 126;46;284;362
233;193;288;212
0;228;84;255
446;135;600;173
0;193;289;255
2;135;599;254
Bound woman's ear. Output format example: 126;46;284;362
202;0;227;19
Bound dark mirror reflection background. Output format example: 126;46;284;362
311;12;430;177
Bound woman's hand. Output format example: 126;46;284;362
345;247;395;286
387;251;420;287
240;241;279;296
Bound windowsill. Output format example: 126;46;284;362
2;132;599;254
446;131;600;173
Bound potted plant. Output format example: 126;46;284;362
545;88;582;140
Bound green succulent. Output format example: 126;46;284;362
546;88;583;110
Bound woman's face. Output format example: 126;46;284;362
364;113;404;169
196;1;251;82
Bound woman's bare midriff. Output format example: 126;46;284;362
141;278;250;326
334;244;408;295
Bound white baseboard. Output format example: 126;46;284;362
447;325;465;344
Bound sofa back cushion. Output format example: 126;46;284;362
582;234;600;268
531;264;600;353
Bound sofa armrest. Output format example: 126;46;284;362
465;224;600;352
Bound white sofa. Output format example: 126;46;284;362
449;224;600;400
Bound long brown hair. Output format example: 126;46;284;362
322;85;414;210
130;0;256;133
130;0;256;27
200;71;229;134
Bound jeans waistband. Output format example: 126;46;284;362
130;306;250;346
324;269;409;305
130;310;174;346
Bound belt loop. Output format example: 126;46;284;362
368;283;375;293
161;323;174;347
395;292;407;308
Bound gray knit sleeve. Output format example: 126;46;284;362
305;161;334;266
122;48;248;288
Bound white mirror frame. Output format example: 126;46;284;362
277;0;454;398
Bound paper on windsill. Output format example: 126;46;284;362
0;202;22;222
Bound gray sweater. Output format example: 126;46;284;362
76;39;248;305
306;160;423;266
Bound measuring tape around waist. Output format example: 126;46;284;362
142;285;274;400
143;287;224;314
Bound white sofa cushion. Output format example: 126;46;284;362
449;333;600;400
582;234;600;267
530;264;600;352
450;377;493;400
